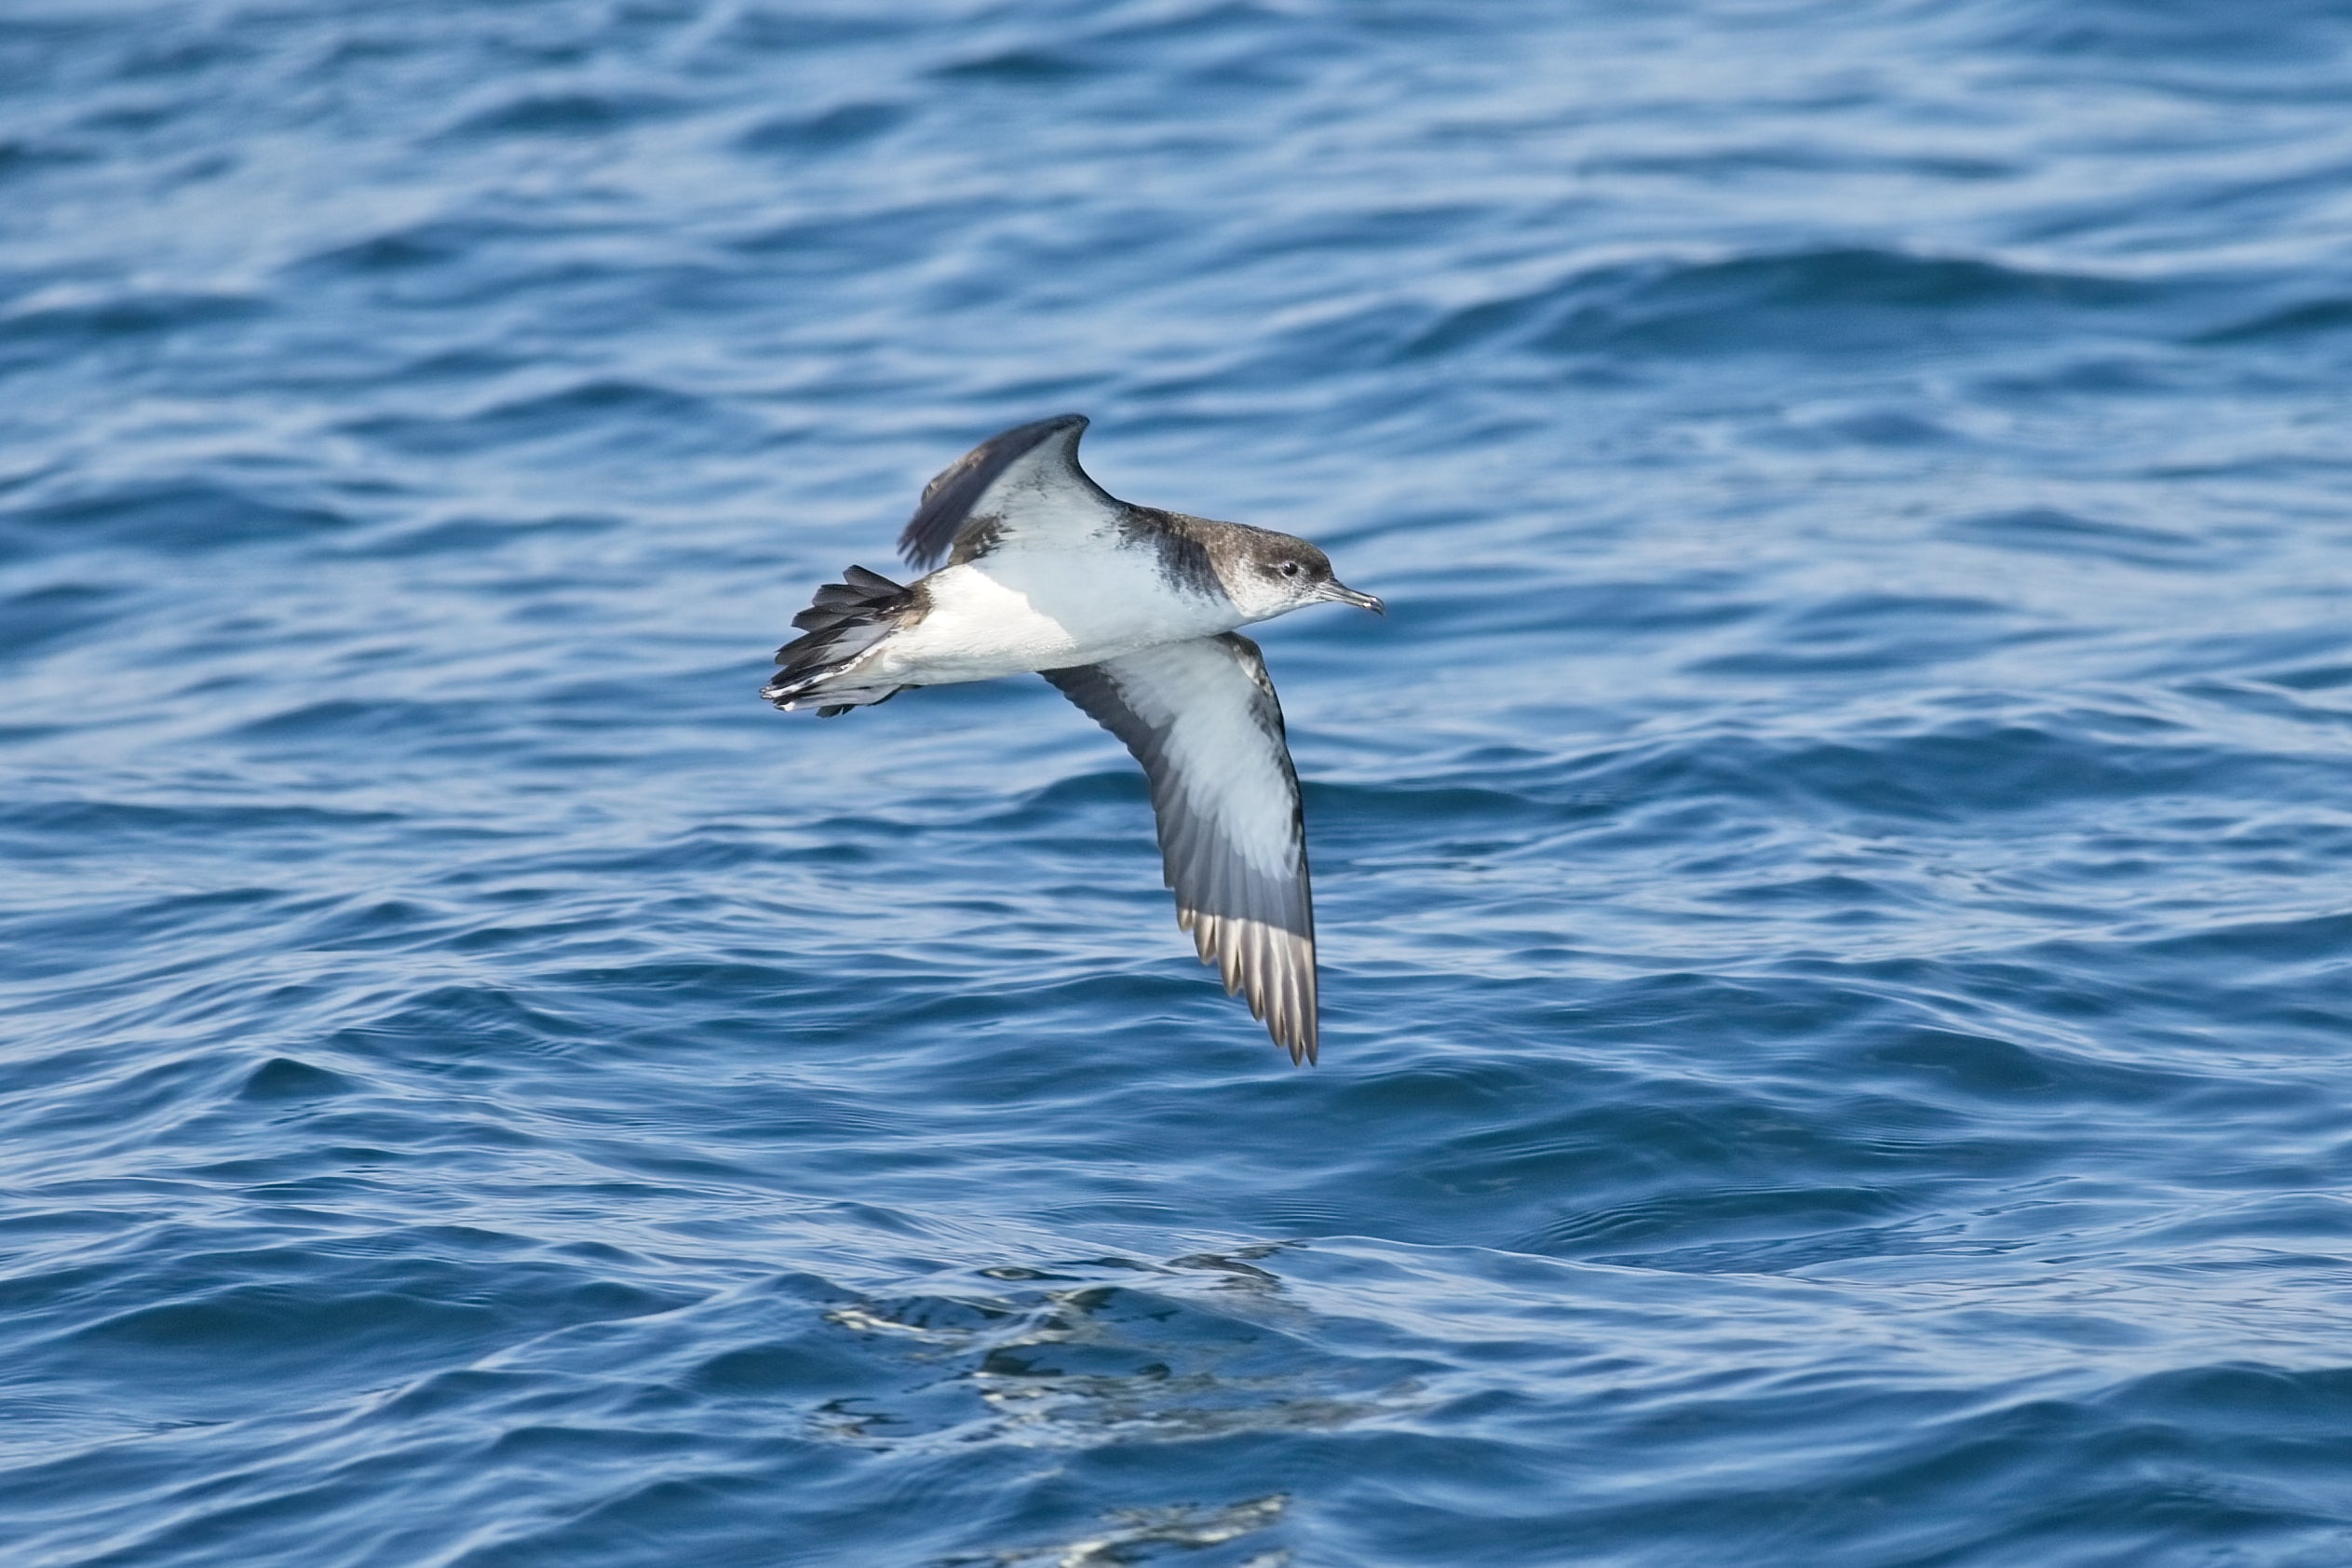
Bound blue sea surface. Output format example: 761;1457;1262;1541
7;3;2352;1563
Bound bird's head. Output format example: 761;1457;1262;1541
1228;534;1385;622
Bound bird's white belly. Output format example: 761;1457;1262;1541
874;553;1236;684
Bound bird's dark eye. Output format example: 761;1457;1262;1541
1278;561;1300;577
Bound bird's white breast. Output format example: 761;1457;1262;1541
874;547;1238;684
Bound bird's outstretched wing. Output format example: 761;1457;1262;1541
898;413;1115;573
1044;633;1318;1063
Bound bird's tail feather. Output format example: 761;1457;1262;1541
763;565;913;717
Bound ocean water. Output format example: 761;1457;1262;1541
7;2;2352;1563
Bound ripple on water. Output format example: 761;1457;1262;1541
8;1;2352;1564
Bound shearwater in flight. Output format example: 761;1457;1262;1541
763;414;1382;1064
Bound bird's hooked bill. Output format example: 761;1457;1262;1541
1322;582;1386;615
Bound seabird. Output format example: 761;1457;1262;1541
762;415;1383;1064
